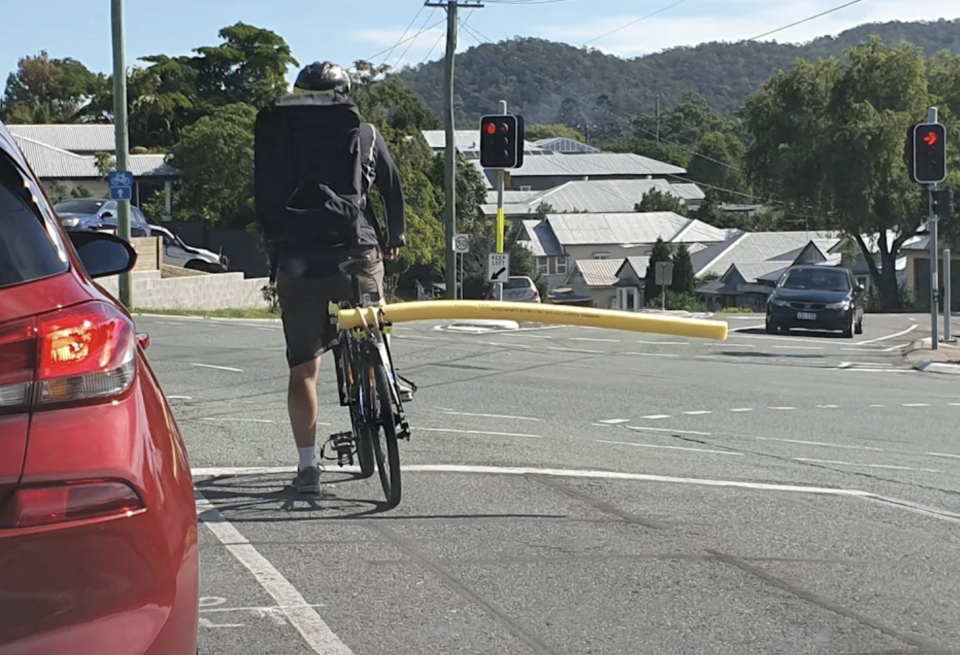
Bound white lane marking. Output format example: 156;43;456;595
731;324;766;332
902;403;931;407
626;425;712;436
730;408;754;412
683;410;712;415
950;403;960;407
191;464;870;496
772;345;822;350
494;333;552;339
480;341;533;349
595;439;743;456
192;363;244;372
196;493;355;654
199;617;245;628
201;417;331;426
167;395;193;400
641;414;671;420
710;342;756;348
870;404;886;408
856;324;918;345
793;457;943;473
256;327;275;332
625;351;680;358
836;362;853;369
769;406;796;410
598;419;630;424
636;340;689;346
927;452;960;460
570;337;620;343
816;404;839;409
161;321;186;326
417;427;542;439
547;346;603;354
758;437;883;452
441;410;541;422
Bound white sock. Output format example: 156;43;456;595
298;446;317;471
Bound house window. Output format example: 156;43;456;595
537;257;549;275
554;256;567;275
519;185;532;191
593;252;610;259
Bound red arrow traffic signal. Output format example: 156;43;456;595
923;131;938;146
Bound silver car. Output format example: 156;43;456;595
487;276;541;302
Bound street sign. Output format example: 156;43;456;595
655;261;674;287
487;252;510;283
453;234;470;253
108;170;134;201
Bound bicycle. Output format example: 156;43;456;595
320;257;415;508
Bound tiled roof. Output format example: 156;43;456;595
6;124;118;152
574;259;622;287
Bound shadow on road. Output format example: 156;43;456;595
734;328;849;339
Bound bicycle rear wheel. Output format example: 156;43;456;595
338;343;375;479
365;347;401;508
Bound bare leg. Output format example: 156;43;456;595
288;355;321;450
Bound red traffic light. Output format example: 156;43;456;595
484;122;496;135
923;131;938;146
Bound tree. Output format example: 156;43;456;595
166;103;258;227
671;244;695;294
643;237;673;304
636;188;688;215
2;51;107;123
742;38;960;310
686;131;749;203
524;123;585;142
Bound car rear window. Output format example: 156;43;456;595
506;277;533;289
54;199;107;214
0;157;68;290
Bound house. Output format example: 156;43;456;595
481;178;705;219
692;231;844;310
518;212;730;290
898;233;960;307
556;259;623;308
532;137;600;154
7;124;180;218
471;152;686;192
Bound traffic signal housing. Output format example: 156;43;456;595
480;114;524;169
909;122;947;185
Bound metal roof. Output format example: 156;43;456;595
6;124;117;152
533;137;601;154
574;259;622;287
421;130;543;153
668;182;706;201
481;178;696;216
506;152;685;177
12;135;179;179
519;220;564;257
545;212;728;246
690;231;842;278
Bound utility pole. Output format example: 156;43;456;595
927;106;940;350
111;0;133;308
426;1;483;298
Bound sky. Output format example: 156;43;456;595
2;0;959;87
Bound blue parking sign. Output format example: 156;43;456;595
108;170;134;201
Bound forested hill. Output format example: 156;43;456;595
396;18;960;122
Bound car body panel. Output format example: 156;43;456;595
0;119;199;655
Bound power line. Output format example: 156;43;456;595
380;4;427;66
581;0;689;47
364;17;447;63
748;0;865;41
396;8;437;66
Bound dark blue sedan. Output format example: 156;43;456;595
765;265;865;338
53;198;150;238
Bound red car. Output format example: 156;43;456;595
0;120;199;654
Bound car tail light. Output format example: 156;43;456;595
532;289;540;301
0;480;144;528
0;301;135;413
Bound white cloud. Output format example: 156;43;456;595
351;25;449;69
542;0;960;57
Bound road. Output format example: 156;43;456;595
139;311;960;655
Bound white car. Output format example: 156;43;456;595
487;276;541;302
149;225;228;273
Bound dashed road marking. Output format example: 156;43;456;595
595;439;744;456
192;362;244;372
769;406;796;410
547;346;604;354
683;410;712;415
730;408;753;412
641;414;671;420
440;410;541;422
636;340;689;346
903;403;931;407
570;337;620;343
816;404;839;409
626;425;712;436
626;351;680;358
758;437;883;452
597;419;630;424
417;427;543;439
793;457;943;474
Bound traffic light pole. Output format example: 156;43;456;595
111;0;133;309
927;107;939;350
494;99;507;302
944;248;952;342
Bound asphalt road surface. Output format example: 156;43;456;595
139;311;960;655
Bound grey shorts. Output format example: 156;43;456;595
276;250;385;368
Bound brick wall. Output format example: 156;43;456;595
130;237;161;272
97;270;271;310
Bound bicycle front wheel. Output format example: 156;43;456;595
365;348;401;508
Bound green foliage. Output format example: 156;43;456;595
166;103;258;227
671;244;696;295
636;188;688;215
2;51;107;123
458;221;543;300
643;237;673;304
524;123;585;142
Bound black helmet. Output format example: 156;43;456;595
293;61;351;95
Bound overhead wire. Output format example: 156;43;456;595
379;4;427;67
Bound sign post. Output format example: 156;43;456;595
655;261;674;312
453;234;469;300
487;252;510;287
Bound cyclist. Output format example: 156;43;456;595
256;61;412;493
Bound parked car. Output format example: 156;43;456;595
53;198;151;238
486;275;541;302
765;265;865;338
0;121;199;655
149;224;229;273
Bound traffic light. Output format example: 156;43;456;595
909;122;947;185
479;114;524;169
931;188;955;218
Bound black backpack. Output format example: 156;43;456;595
254;92;371;253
